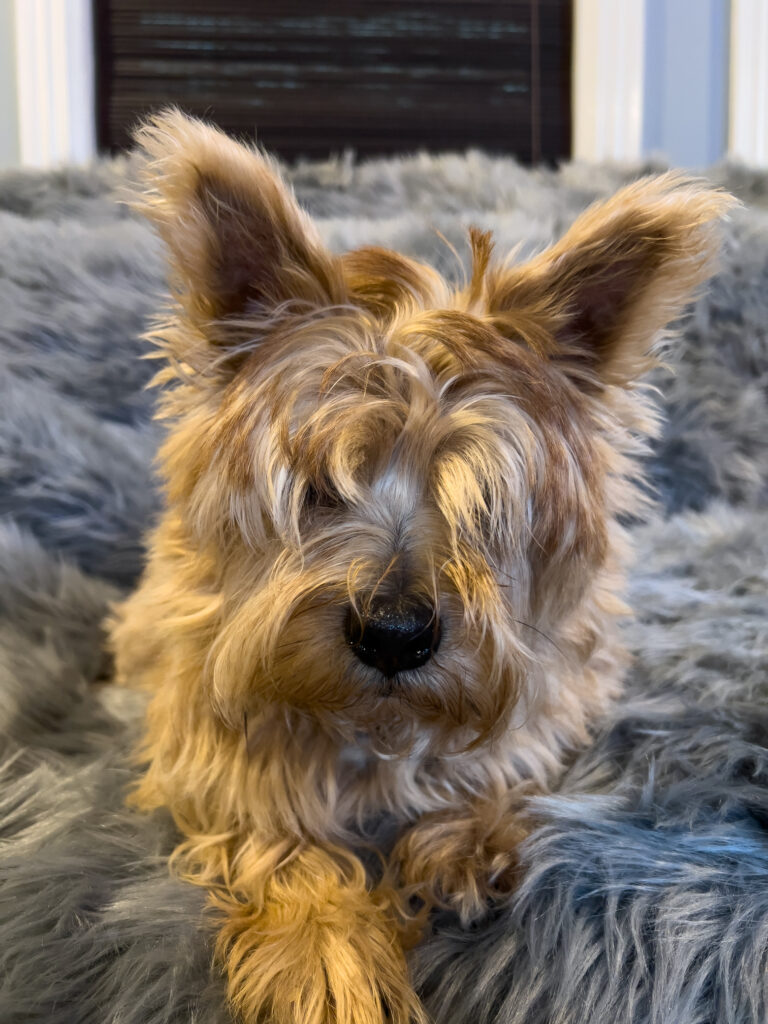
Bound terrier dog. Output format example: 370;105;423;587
110;109;732;1024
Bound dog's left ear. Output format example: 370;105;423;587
134;108;342;333
486;175;736;389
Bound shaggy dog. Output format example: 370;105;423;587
110;110;732;1024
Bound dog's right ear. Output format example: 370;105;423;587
134;109;343;333
484;174;735;392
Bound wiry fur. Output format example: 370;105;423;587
109;110;734;1024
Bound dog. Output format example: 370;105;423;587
110;109;732;1024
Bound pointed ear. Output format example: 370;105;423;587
486;174;737;389
133;109;342;331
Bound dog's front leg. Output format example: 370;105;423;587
394;795;530;925
212;838;425;1024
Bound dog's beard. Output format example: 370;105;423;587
204;577;531;757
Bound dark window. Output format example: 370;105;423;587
94;0;572;163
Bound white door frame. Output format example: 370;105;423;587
729;0;768;166
11;0;96;168
572;0;646;163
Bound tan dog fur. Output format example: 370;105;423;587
110;109;733;1024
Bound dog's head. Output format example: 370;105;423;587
137;110;732;751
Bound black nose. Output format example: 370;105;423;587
345;598;441;677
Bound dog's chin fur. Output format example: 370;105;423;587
109;109;735;1024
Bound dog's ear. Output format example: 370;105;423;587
486;175;736;389
134;108;342;331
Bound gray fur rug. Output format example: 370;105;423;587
1;151;767;1024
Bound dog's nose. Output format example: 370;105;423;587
344;598;441;677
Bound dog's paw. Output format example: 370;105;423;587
394;810;527;924
216;848;426;1024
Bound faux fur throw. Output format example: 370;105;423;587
0;152;767;1024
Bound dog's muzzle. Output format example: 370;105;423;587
344;598;441;678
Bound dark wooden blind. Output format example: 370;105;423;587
94;0;571;163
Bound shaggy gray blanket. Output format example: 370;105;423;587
1;152;767;1024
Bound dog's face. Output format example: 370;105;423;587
139;112;731;750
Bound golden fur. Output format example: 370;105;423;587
110;109;734;1023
